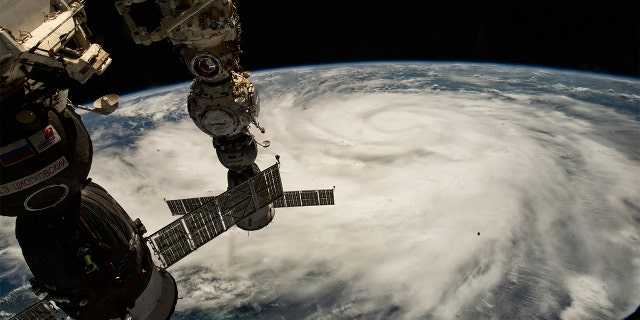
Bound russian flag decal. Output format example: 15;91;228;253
0;139;35;167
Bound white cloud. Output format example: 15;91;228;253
2;64;638;319
97;68;640;318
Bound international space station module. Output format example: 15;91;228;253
0;1;177;318
0;0;334;319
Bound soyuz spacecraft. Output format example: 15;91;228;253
0;0;334;319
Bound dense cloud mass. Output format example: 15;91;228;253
1;63;639;319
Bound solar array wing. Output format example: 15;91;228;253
166;196;215;215
148;163;283;268
272;189;335;208
169;188;336;212
318;189;335;205
8;300;64;320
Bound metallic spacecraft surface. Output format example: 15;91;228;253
0;1;334;319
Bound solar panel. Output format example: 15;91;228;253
149;219;192;267
219;181;253;222
252;165;283;208
183;208;218;248
148;163;284;268
285;191;302;207
300;190;320;206
272;195;286;208
8;300;64;320
272;189;335;208
170;188;336;211
318;189;335;205
165;196;215;215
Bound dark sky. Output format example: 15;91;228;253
70;0;639;103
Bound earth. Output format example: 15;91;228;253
1;62;639;319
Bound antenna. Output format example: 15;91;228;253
70;94;120;115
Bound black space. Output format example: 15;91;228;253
69;1;639;103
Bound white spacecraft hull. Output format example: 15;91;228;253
124;266;177;320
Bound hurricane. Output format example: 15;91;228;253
1;62;638;319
